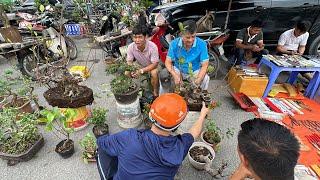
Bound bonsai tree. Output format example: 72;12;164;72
79;133;97;163
88;107;109;138
41;107;77;158
202;119;234;151
0;108;41;155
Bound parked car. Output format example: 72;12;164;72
150;0;320;55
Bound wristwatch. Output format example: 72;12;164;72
140;69;144;74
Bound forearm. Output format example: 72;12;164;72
277;45;291;54
197;61;209;81
165;58;176;75
188;113;207;139
236;42;252;50
298;46;305;55
141;62;158;72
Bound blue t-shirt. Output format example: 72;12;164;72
167;37;209;74
97;129;194;180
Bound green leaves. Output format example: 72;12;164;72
88;108;108;126
39;4;45;12
40;107;77;139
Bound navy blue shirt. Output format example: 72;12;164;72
97;129;194;180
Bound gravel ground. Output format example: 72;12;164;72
0;38;255;180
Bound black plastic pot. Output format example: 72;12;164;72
55;139;75;159
0;134;44;166
92;124;109;138
113;84;139;104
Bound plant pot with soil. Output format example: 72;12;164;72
0;108;44;166
200;119;234;152
41;107;78;159
111;75;139;104
80;133;97;163
88;107;109;138
188;142;215;170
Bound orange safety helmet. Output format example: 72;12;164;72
149;93;188;131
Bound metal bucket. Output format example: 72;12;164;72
116;97;142;129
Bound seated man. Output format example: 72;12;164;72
126;25;159;97
235;19;268;65
165;20;210;90
96;93;210;179
230;118;300;180
277;20;311;55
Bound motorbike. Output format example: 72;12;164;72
16;8;78;79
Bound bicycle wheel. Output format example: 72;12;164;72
65;36;78;60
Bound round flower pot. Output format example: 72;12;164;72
44;85;94;108
92;124;109;138
0;134;44;166
113;84;140;104
188;142;215;170
55;139;75;159
200;131;221;151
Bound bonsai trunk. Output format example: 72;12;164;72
62;133;70;149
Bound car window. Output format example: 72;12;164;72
271;0;318;7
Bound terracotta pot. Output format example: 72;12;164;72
0;134;44;166
55;139;75;159
187;142;215;170
200;131;221;152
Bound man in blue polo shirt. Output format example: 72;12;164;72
165;20;210;90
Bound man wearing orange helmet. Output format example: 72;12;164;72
96;93;210;180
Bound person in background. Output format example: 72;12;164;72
277;20;311;55
230;118;300;180
126;25;160;98
235;19;268;65
165;20;210;91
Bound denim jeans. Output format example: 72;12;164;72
96;149;118;180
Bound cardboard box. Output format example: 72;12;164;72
228;67;269;97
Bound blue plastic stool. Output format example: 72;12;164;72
258;57;320;99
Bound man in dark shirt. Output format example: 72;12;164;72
235;19;268;65
96;93;210;180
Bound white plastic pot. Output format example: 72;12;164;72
188;141;215;170
200;131;221;151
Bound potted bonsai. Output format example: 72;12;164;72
43;71;94;108
79;133;97;163
106;59;140;104
0;108;44;166
200;119;234;151
88;107;109;138
41;107;77;159
188;141;215;170
0;69;36;113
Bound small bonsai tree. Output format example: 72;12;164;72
88;107;109;138
79;133;97;163
204;119;234;145
0;108;40;154
88;108;108;126
41;107;77;148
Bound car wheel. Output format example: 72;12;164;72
308;35;320;55
207;50;220;78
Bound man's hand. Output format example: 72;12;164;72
200;101;210;118
172;72;181;85
251;45;260;52
130;69;143;78
194;77;201;87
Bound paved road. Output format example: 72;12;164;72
0;38;254;180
